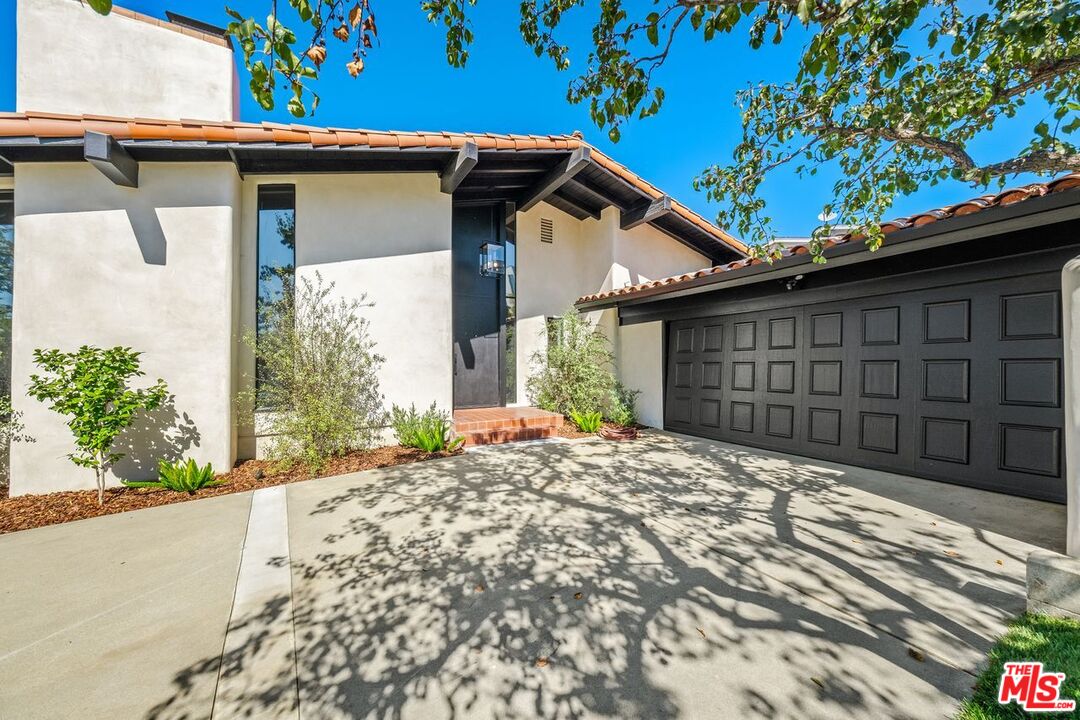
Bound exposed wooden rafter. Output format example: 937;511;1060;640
621;195;672;230
84;131;138;188
517;146;591;213
550;190;603;220
440;141;478;194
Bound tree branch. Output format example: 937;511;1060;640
811;123;977;169
976;149;1080;177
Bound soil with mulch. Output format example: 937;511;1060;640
557;422;645;441
0;445;459;536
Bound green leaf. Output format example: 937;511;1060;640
85;0;112;14
796;0;812;23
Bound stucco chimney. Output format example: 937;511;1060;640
16;0;238;120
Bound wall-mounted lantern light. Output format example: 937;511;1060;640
479;242;506;277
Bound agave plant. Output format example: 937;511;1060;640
390;402;465;453
123;458;222;495
569;409;603;433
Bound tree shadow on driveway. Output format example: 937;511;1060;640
147;432;1059;719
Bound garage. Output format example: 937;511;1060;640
578;179;1080;503
662;268;1064;501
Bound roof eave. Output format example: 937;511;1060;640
576;187;1080;311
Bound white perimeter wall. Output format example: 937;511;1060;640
515;203;709;424
238;174;452;456
16;0;237;120
9;162;241;494
1061;258;1080;557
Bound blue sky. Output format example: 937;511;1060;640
0;0;1052;236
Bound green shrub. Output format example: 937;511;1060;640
242;273;386;474
390;403;464;453
605;381;640;427
569;409;603;433
0;392;33;496
28;346;168;505
123;458;222;495
527;308;616;416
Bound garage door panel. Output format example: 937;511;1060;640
664;271;1066;502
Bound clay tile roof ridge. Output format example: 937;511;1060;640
577;171;1080;306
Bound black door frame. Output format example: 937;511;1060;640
451;200;512;409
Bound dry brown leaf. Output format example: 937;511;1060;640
333;23;350;42
346;59;365;77
474;583;485;593
306;45;327;66
574;592;583;600
908;648;925;662
944;550;960;558
996;559;1004;566
851;539;862;544
348;3;363;27
811;677;825;689
696;627;706;639
535;657;549;668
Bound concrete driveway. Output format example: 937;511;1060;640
0;432;1066;719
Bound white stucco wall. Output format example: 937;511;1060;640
238;173;452;457
617;321;665;428
514;202;709;423
16;0;237;120
9;162;241;494
1061;258;1080;557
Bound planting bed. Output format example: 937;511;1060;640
0;445;458;535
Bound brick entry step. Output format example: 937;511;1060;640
453;407;564;446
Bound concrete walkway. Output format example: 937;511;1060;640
0;432;1066;719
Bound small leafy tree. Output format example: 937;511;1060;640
527;308;617;417
27;346;168;505
242;272;386;473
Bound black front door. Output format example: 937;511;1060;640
452;205;503;408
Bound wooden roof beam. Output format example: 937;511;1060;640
517;146;591;213
84;131;139;188
621;195;672;230
440;141;478;194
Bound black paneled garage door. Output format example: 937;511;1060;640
664;271;1065;502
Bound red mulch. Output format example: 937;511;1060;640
557;423;596;440
0;445;458;536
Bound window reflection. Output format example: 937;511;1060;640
256;185;295;402
0;190;12;397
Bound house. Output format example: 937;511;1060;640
4;1;1079;566
0;0;743;494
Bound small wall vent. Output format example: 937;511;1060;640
540;217;554;244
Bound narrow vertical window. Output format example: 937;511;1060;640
0;190;13;397
256;185;295;402
504;233;517;403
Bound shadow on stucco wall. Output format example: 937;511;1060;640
111;395;201;481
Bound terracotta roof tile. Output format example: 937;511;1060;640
0;110;743;255
576;173;1080;306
